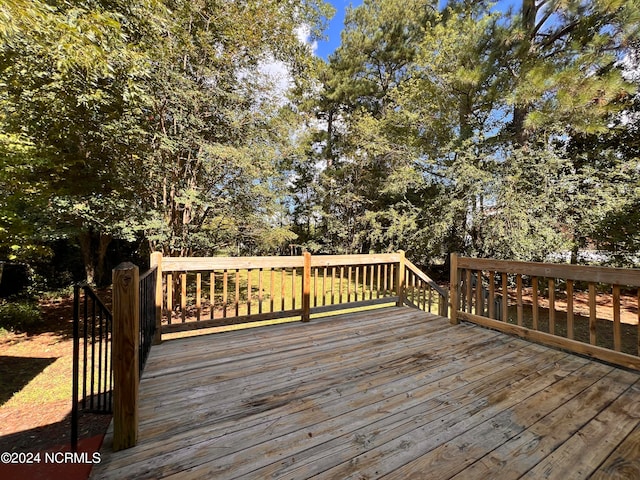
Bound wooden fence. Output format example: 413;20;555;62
450;254;640;371
153;251;448;334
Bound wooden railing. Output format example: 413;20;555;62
153;251;447;334
450;254;640;371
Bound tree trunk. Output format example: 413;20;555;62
78;230;113;286
95;234;113;287
78;231;95;284
511;0;538;147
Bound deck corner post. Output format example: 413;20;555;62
150;252;163;345
396;250;406;307
450;253;459;325
112;262;140;451
302;251;311;322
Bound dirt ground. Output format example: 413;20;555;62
0;295;111;455
516;287;639;325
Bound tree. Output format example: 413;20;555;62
506;0;640;146
307;0;436;254
1;0;158;284
1;0;333;285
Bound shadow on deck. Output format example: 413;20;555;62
91;307;640;479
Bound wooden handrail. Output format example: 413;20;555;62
161;256;304;272
456;257;640;287
450;254;640;371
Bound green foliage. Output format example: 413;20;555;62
0;0;333;284
0;299;42;332
298;0;640;266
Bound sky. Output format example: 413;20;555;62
315;0;520;60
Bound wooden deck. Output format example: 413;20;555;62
91;307;640;479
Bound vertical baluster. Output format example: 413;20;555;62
566;279;573;339
235;270;240;317
196;272;201;322
210;272;216;320
247;269;252;315
548;278;555;334
465;270;472;313
353;265;360;302
270;268;275;313
377;264;381;299
323;267;327;306
331;267;336;305
166;273;173;324
501;273;508;322
180;273;186;323
292;268;296;310
589;283;597;345
82;292;88;408
258;268;263;314
476;271;484;317
90;297;96;409
221;271;227;319
97;307;103;410
383;264;388;296
281;269;286;311
613;285;621;351
488;271;495;319
369;265;374;300
314;267;318;307
532;276;539;330
516;274;523;326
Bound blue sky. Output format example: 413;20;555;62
315;0;520;60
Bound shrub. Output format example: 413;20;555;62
0;300;42;332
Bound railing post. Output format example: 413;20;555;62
396;250;405;307
112;262;139;451
440;290;449;318
150;252;163;345
450;253;459;325
302;251;311;322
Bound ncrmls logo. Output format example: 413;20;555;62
45;452;101;464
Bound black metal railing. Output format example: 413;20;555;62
139;266;157;374
71;284;113;450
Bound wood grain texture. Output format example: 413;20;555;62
457;257;640;287
92;307;639;479
111;263;139;451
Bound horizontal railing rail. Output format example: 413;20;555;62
450;254;640;371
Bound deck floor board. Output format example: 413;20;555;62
91;307;640;480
